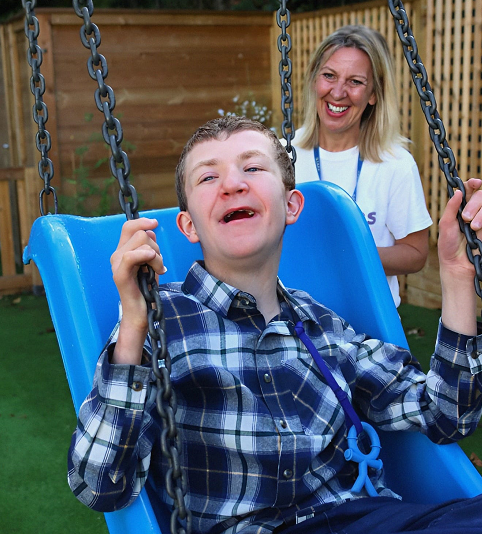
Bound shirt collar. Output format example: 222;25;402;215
182;261;318;324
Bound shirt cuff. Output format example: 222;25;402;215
96;344;152;409
436;320;482;374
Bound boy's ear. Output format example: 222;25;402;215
285;189;304;226
176;211;200;243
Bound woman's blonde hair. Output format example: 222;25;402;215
298;25;407;162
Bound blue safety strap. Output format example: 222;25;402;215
313;146;363;202
294;321;382;496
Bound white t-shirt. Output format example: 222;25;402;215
291;131;432;307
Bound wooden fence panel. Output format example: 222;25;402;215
1;4;481;303
423;0;482;242
30;10;272;213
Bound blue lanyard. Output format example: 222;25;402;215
294;321;363;435
313;146;363;202
294;320;383;497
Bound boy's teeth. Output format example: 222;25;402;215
328;103;348;113
224;209;254;222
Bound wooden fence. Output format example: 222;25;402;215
0;8;273;294
0;167;39;293
1;2;481;306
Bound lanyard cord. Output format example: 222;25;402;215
293;320;383;497
294;321;364;435
313;147;363;202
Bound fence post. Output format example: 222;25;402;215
0;174;15;277
23;166;43;291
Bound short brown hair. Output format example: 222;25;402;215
175;116;295;212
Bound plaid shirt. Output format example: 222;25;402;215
68;261;482;534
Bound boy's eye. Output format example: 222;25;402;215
245;166;261;172
200;175;216;183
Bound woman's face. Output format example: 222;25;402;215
314;46;376;149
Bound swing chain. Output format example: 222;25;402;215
72;0;139;221
277;0;297;168
388;0;482;298
72;2;191;532
22;0;58;216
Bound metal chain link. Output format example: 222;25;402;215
22;0;58;215
388;0;482;299
277;0;297;168
71;2;191;532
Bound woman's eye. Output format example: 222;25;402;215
351;79;365;86
322;73;334;80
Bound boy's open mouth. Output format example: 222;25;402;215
223;209;255;223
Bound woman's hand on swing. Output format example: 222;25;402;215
110;218;167;365
439;178;482;336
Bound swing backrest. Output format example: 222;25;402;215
23;181;482;534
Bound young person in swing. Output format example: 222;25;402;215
68;116;482;534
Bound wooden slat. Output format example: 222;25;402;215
0;181;15;276
470;0;482;176
47;10;273;28
460;0;472;178
0;273;32;294
23;167;43;288
0;167;24;181
2;24;23;167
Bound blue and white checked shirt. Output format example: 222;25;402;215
68;261;482;534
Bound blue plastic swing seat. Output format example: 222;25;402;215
23;181;482;534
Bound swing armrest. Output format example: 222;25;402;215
104;493;162;534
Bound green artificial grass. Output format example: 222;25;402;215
1;295;481;534
0;293;108;534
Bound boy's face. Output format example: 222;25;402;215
176;130;304;274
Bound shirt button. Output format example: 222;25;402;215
280;420;287;429
131;381;143;392
263;373;272;383
283;469;293;479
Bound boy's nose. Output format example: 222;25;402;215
221;171;248;195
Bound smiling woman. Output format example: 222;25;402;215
291;25;432;308
315;47;376;151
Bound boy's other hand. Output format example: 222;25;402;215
110;219;166;357
439;179;482;336
439;178;482;280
